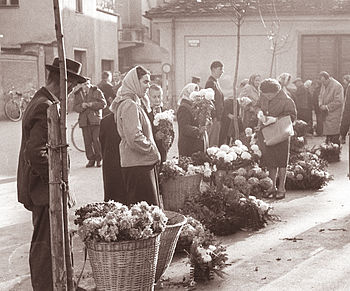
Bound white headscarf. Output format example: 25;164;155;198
178;83;199;104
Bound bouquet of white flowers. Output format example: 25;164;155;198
153;109;175;151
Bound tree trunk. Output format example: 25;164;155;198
232;18;241;141
269;40;277;77
48;104;67;291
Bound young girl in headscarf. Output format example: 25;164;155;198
112;65;161;206
177;83;204;157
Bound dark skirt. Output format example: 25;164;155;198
257;131;290;168
121;165;161;206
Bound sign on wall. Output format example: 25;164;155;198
188;39;200;47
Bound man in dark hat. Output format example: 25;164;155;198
17;57;86;291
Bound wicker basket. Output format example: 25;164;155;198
86;235;160;291
155;211;187;282
160;174;202;211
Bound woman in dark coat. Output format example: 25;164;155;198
257;79;297;199
177;83;204;157
99;113;126;203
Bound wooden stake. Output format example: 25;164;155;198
48;104;67;290
52;0;75;290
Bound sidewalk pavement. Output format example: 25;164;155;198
1;135;349;290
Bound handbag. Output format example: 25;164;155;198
261;115;294;146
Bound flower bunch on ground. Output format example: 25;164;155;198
190;88;215;127
188;239;228;283
293;119;309;137
183;185;273;235
75;201;167;243
286;152;333;190
311;142;341;163
177;216;215;253
199;140;261;171
222;166;273;198
153;109;175;151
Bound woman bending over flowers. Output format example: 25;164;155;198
257;78;297;199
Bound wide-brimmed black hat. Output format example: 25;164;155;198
46;57;87;83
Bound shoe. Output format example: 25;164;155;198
96;161;101;167
86;161;95;168
275;190;286;200
263;187;277;199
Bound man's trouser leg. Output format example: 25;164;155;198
82;126;95;161
91;125;102;162
208;119;221;146
29;205;53;291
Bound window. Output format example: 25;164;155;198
0;0;19;7
101;59;114;73
74;49;87;77
96;0;118;15
76;0;83;13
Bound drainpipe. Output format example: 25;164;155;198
171;17;176;109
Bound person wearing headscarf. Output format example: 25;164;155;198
177;83;205;157
111;65;161;206
278;73;292;96
239;74;261;129
257;78;297;200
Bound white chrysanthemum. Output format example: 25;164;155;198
232;146;243;155
227;151;238;161
220;144;230;153
202;254;212;263
207;146;219;156
241;152;251;160
235;140;243;146
224;153;233;163
245;127;253;137
240;144;248;152
216;150;226;159
251;144;259;152
204;88;215;101
208;245;216;252
255;150;262;157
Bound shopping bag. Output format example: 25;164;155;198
261;115;294;146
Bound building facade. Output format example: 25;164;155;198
0;0;119;118
145;0;350;104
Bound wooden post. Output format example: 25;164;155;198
48;104;67;290
52;1;75;290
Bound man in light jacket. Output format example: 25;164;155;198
318;71;344;145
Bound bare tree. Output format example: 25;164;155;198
258;0;292;77
216;0;257;140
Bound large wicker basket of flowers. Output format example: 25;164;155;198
75;201;168;291
155;211;187;282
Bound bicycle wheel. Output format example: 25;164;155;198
4;99;22;121
71;121;85;152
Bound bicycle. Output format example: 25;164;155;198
71;121;85;152
4;88;35;121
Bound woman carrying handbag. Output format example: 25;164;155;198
257;79;297;199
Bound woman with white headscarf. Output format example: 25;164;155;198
111;65;161;206
177;83;204;156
